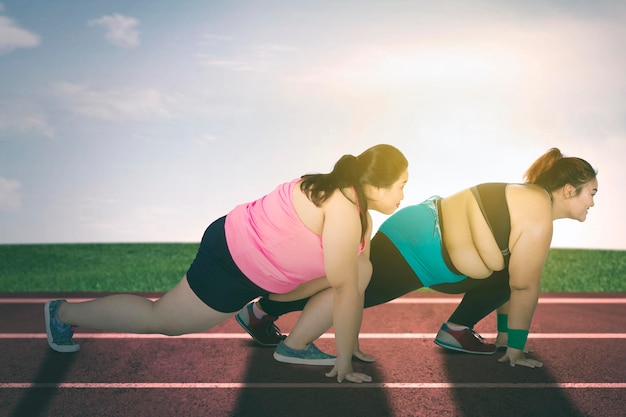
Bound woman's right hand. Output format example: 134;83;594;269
497;347;543;368
495;332;534;353
325;355;372;383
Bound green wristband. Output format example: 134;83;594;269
497;314;508;333
507;329;529;350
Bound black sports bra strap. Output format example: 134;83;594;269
470;183;511;262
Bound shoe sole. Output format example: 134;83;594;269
273;351;336;366
44;301;80;353
235;314;281;347
434;338;496;355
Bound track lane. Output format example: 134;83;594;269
1;292;624;417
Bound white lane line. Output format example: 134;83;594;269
1;297;625;304
0;382;624;389
389;298;626;304
2;333;626;339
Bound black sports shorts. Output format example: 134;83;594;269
186;216;269;313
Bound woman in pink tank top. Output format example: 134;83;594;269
44;143;409;385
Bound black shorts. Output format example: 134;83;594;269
186;216;269;313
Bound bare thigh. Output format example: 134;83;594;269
153;275;233;335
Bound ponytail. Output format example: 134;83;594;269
524;148;597;195
300;144;407;240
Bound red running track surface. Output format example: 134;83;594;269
1;292;625;417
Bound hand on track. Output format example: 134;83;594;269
498;347;543;368
325;367;372;383
325;356;372;383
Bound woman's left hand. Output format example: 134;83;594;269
353;343;376;363
353;348;376;363
498;347;543;368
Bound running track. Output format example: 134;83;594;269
1;292;624;417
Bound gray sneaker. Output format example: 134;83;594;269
273;340;336;366
45;300;80;353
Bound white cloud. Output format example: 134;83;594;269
88;13;140;48
197;54;257;71
201;33;234;42
281;15;626;147
197;42;296;72
0;112;54;137
0;15;40;56
0;104;55;137
51;82;178;121
0;177;21;211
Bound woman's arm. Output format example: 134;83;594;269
499;191;552;368
270;276;331;302
322;194;373;382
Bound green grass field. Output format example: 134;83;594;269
0;244;624;292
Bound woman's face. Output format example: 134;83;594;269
366;169;409;215
568;178;598;222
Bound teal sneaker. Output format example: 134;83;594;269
273;340;336;365
45;300;80;353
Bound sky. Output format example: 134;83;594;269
0;0;624;249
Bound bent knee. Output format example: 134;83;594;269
358;261;373;293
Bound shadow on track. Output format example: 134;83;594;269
230;341;393;417
9;350;77;417
441;349;585;417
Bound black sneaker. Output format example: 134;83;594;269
434;323;496;355
236;302;286;346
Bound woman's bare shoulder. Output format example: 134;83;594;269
507;184;553;246
507;183;550;198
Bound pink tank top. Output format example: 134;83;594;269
225;179;365;294
225;179;324;293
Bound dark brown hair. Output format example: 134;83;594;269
300;144;408;240
524;148;597;195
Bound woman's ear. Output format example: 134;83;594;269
564;183;576;198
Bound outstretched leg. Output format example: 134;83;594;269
58;275;233;335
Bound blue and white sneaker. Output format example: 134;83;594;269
45;300;80;353
273;340;335;366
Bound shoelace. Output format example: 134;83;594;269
261;316;283;337
470;329;487;344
